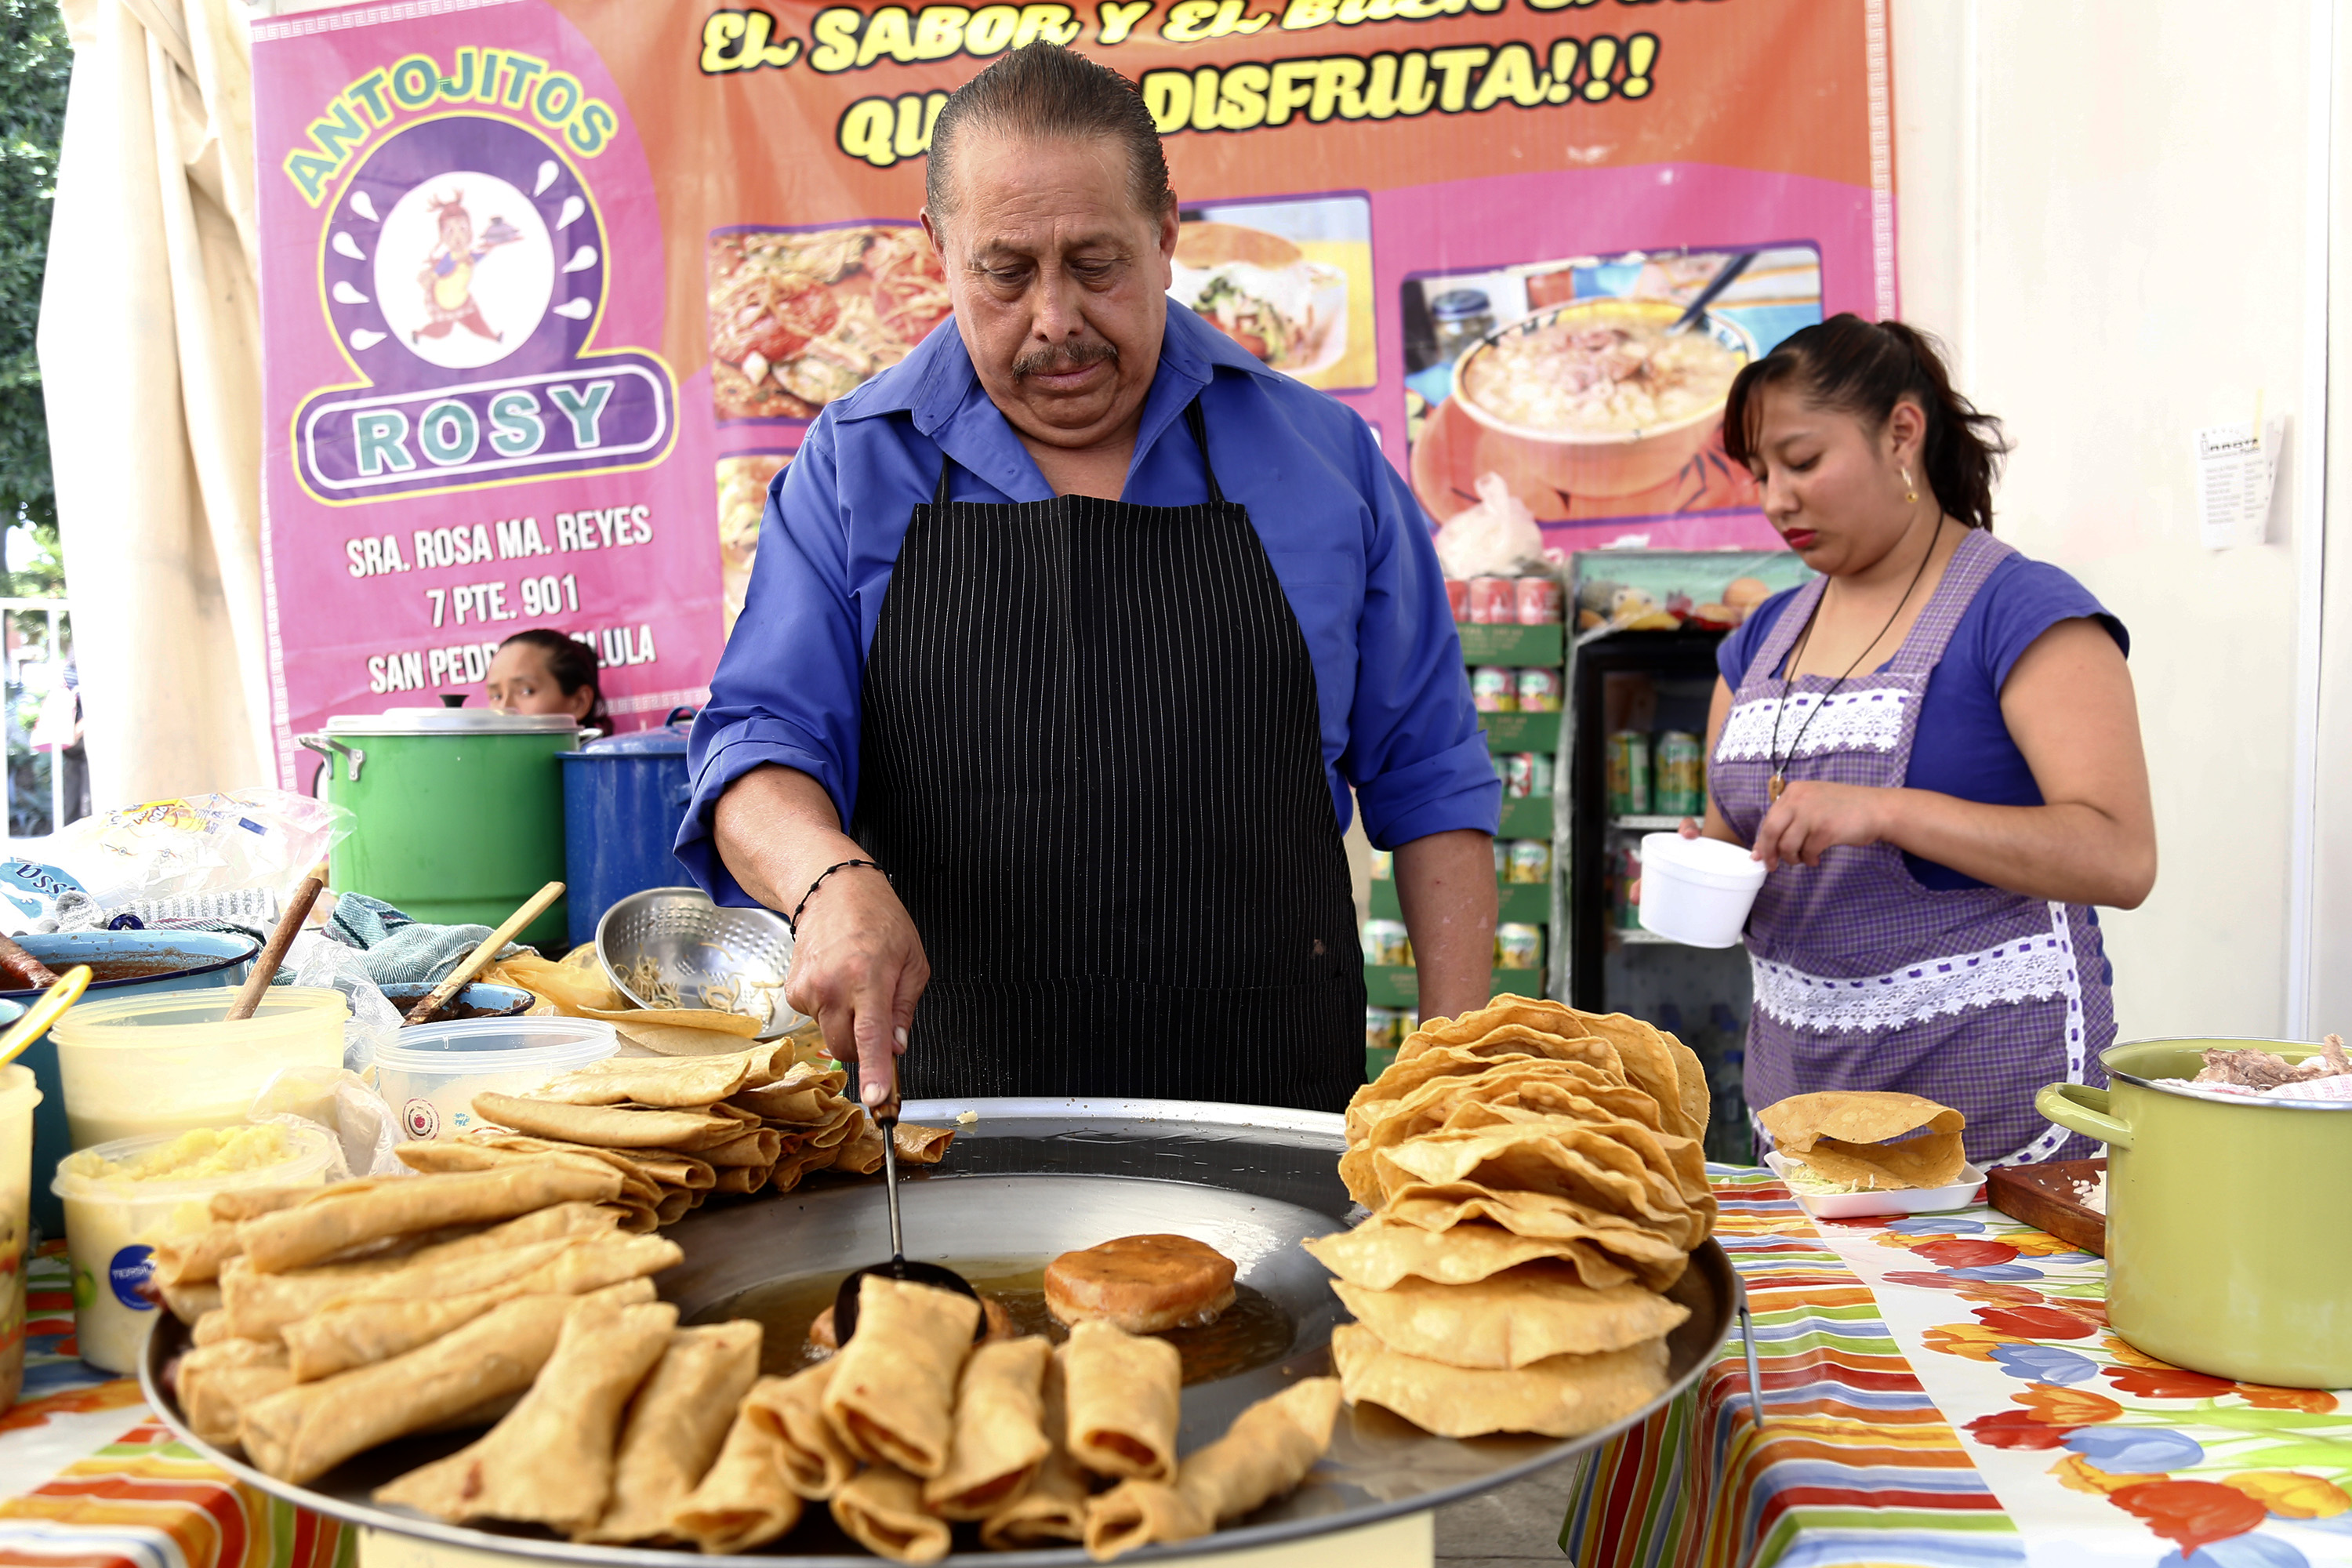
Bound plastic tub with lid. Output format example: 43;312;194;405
47;988;350;1151
375;1015;619;1142
299;708;582;946
3;931;259;1240
558;717;695;947
52;1123;336;1374
1636;832;1766;948
0;1064;39;1406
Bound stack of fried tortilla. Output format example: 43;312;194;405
391;1040;954;1228
659;1276;1341;1563
1308;997;1714;1439
156;1155;699;1484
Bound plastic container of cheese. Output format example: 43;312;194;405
51;1123;336;1373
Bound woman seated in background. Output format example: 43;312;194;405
485;628;608;732
1675;314;2156;1169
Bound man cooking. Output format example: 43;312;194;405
677;43;1497;1114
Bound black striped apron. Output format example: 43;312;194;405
854;400;1363;1111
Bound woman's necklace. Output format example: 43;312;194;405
1766;514;1947;801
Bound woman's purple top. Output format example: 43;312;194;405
1716;551;2129;892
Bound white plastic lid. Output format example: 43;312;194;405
375;1016;619;1076
325;710;582;736
1641;832;1769;891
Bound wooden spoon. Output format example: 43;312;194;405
225;869;328;1022
403;880;564;1025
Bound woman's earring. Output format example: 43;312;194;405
1902;468;1918;505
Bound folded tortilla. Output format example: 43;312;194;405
1332;1265;1689;1369
830;1465;952;1565
176;1337;292;1446
653;1190;694;1226
396;1139;661;1206
1330;1322;1668;1439
821;1276;978;1477
1551;1010;1707;1144
924;1335;1051;1519
1759;1091;1968;1190
283;1236;678;1380
161;1278;223;1325
739;1363;858;1498
153;1222;244;1288
237;1161;623;1273
241;1291;584;1483
710;1166;766;1195
577;1004;762;1036
211;1185;333;1225
1305;1217;1623;1290
697;1128;783;1168
534;1043;790;1107
1379;1189;1686;1291
1063;1319;1180;1483
828;1123;887;1175
191;1309;235;1345
668;1406;804;1553
223;1235;582;1341
574;1319;764;1542
1083;1379;1344;1562
1374;1122;1711;1250
374;1298;677;1529
980;1349;1089;1549
470;1093;748;1152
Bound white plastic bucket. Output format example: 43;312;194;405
49;988;350;1150
375;1017;619;1142
1636;832;1766;948
51;1123;336;1374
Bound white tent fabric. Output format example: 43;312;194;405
39;0;271;805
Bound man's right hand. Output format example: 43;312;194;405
783;864;929;1112
713;764;931;1110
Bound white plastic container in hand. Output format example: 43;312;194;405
374;1017;619;1142
1637;832;1767;948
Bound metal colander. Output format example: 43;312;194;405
593;887;804;1039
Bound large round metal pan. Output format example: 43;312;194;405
143;1097;1737;1566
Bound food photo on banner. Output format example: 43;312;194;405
249;0;1889;765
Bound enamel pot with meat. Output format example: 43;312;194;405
2037;1039;2352;1389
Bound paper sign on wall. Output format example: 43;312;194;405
2194;416;2285;549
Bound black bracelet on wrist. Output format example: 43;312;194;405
787;858;884;933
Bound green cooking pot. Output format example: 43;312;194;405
2038;1038;2352;1389
302;710;582;947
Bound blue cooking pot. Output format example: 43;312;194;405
4;930;260;1239
558;716;695;948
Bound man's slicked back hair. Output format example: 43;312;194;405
925;44;1174;224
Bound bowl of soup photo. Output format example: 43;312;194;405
1450;298;1755;499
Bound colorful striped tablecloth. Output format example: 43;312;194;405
1564;1167;2352;1568
0;1246;351;1568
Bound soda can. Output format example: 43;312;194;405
1471;666;1518;712
1515;667;1563;712
1503;753;1537;798
1365;1005;1399;1053
1606;730;1652;816
1494;923;1543;969
1654;730;1704;818
1445;579;1471;622
1361;918;1411;967
1515;575;1565;625
1468;577;1515;624
1368;848;1393;881
1508;839;1552;884
1529;753;1555;796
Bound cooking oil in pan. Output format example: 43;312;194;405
702;1259;1296;1385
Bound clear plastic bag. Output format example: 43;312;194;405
0;789;353;933
1433;472;1548;580
248;1067;407;1181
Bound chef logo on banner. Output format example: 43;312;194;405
294;114;675;503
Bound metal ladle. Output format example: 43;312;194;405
829;1058;984;1342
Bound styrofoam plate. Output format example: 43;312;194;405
1764;1151;1987;1218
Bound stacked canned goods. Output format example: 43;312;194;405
1495;923;1543;969
1504;839;1552;884
1360;919;1411;967
1515;667;1563;712
1501;752;1552;798
1606;731;1651;815
1471;666;1516;712
1443;574;1565;626
1653;731;1704;818
1368;848;1393;881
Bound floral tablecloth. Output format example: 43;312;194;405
0;1245;350;1568
1566;1168;2352;1568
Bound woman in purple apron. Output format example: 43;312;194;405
1686;317;2156;1167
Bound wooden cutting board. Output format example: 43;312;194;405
1987;1158;2107;1256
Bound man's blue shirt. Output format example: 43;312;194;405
677;303;1499;906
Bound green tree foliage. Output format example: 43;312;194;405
0;0;68;599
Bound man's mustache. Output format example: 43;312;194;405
1013;340;1119;379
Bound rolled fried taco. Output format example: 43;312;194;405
820;1276;978;1478
236;1161;622;1273
830;1465;952;1565
924;1335;1051;1519
1063;1319;1180;1483
583;1320;764;1543
668;1408;804;1554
